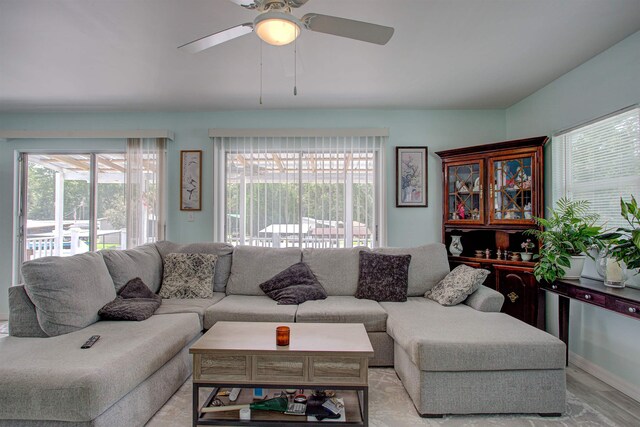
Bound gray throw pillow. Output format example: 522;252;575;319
425;264;490;306
159;253;217;299
21;252;117;337
355;252;412;302
99;277;161;321
259;262;327;305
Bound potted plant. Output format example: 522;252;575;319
525;198;603;283
520;239;535;261
599;195;640;288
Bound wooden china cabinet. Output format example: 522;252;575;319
435;137;548;329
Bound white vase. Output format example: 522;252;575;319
563;255;586;279
449;235;463;256
520;252;532;262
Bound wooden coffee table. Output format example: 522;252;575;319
190;321;374;426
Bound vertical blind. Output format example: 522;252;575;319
552;106;640;228
213;133;386;248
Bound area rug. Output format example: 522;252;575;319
147;368;619;426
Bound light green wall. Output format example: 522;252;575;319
506;30;640;392
0;109;506;315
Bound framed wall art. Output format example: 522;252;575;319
396;146;428;207
180;150;202;211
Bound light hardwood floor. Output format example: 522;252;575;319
0;321;638;424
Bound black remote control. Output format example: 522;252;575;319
81;335;100;349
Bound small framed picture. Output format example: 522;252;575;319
396;146;428;207
180;150;202;211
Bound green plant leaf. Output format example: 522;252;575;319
557;256;571;268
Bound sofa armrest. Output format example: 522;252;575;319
464;285;504;312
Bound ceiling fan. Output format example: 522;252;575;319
179;0;394;53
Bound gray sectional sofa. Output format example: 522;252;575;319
1;241;566;425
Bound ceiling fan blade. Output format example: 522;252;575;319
302;13;394;45
178;24;254;53
227;0;259;9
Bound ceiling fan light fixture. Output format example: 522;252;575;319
254;10;301;46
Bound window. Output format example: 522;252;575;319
552;106;640;228
17;139;166;267
212;131;386;248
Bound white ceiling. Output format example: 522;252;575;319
1;0;639;113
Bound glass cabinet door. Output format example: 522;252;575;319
489;154;536;224
445;160;484;224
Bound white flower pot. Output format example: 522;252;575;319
563;255;586;279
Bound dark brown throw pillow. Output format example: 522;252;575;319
259;262;327;305
355;251;412;302
118;277;159;299
99;277;161;321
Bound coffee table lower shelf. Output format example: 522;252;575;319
193;382;368;426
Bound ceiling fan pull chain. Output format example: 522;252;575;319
259;40;263;105
293;36;298;96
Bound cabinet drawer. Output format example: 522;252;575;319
610;299;640;320
196;354;250;381
309;357;366;385
253;355;306;382
543;281;568;296
570;288;606;307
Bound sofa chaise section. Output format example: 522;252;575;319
382;297;566;416
0;313;200;425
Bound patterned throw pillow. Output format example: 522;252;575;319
425;264;490;306
159;253;217;299
259;262;327;305
355;251;412;302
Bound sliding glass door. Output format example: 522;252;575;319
19;152;126;264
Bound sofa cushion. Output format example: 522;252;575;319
203;295;297;329
381;297;565;372
260;262;327;305
101;243;163;293
426;264;490;306
463;284;505;312
302;247;370;295
154;293;225;329
374;243;451;296
296;296;387;332
21;252;117;337
0;313;200;422
155;241;234;292
355;251;411;302
7;285;47;337
159;253;217;299
226;246;301;295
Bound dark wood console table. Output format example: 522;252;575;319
540;277;640;365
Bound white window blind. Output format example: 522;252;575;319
552;106;640;228
212;134;385;248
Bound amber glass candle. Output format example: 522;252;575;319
276;326;290;346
